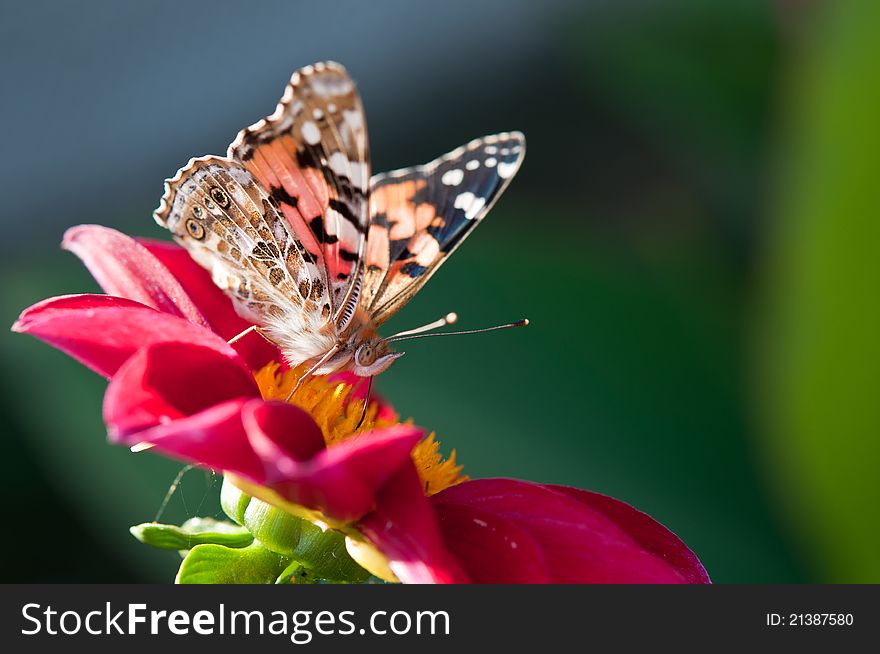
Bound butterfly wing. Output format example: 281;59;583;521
229;61;370;331
362;132;525;324
153;157;338;363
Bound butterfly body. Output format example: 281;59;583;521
154;62;524;379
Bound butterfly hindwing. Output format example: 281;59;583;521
229;61;370;330
362;132;525;324
154;157;338;362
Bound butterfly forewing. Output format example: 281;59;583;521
228;61;370;330
362;131;525;324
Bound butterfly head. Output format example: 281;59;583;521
350;335;403;377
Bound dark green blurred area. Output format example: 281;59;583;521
1;0;877;583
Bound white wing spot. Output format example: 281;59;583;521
454;191;487;220
497;161;518;179
485;157;497;168
473;518;488;527
301;121;321;145
328;151;349;176
485;145;498;154
327;102;337;113
343;109;364;131
228;167;253;185
310;75;354;98
441;169;464;186
465;160;480;171
312;108;324;120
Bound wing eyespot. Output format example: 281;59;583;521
210;187;230;208
185;218;206;240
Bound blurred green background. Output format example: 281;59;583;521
2;0;878;583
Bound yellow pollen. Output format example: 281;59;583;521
253;362;466;495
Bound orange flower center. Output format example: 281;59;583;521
253;362;465;495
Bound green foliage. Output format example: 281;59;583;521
760;0;880;582
176;542;290;585
130;518;253;551
129;482;371;583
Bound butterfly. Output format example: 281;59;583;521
154;61;525;385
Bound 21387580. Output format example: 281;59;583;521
766;613;854;626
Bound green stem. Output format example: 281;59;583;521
220;477;370;584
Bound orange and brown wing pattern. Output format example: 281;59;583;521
362;132;525;324
229;61;370;330
153;157;337;363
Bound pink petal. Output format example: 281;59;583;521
139;238;279;370
63;225;209;328
431;503;550;583
241;400;326;464
267;426;428;523
104;341;258;443
432;479;709;584
119;388;426;526
547;484;710;584
131;399;267;480
128;400;328;486
12;294;234;378
358;463;470;583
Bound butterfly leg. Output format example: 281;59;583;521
227;324;276;346
285;345;341;402
227;325;257;345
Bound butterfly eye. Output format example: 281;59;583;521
185;219;205;240
356;343;376;367
210;187;230;208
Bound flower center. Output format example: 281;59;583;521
253;362;465;495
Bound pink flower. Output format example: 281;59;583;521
13;225;709;584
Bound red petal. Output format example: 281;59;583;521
119;391;423;526
241;400;326;464
12;294;232;378
139;238;279;370
432;479;709;584
130;400;327;486
268;426;427;523
358;463;470;583
137;239;249;337
104;341;258;443
547;484;710;584
432;503;550;583
63;225;209;328
131;399;266;480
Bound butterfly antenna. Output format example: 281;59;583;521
387;312;459;340
387;317;529;343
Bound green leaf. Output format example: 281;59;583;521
275;561;316;585
176;542;289;584
761;1;880;581
130;517;253;551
